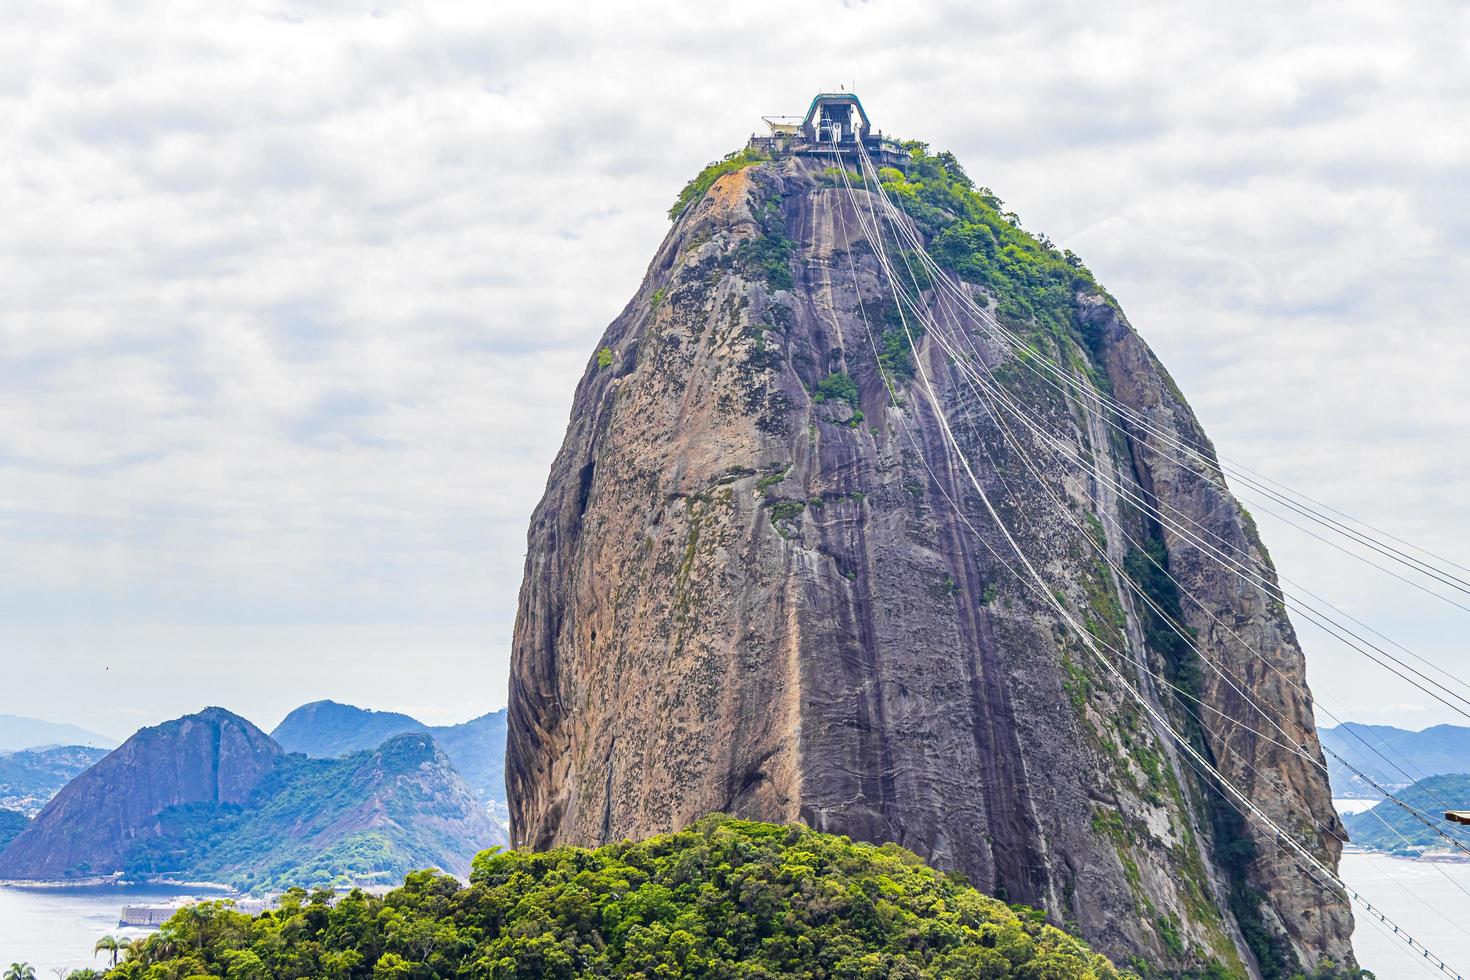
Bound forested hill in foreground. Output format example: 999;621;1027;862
104;817;1131;980
0;708;504;891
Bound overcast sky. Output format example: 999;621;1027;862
1;0;1467;738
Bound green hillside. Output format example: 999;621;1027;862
1342;773;1470;855
270;701;509;824
119;733;501;892
0;808;27;850
0;744;108;816
108;816;1129;979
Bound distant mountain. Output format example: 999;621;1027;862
1320;722;1470;798
271;700;425;758
1342;773;1470;855
0;809;27;850
0;713;117;752
122;733;503;890
0;744;109;816
427;711;508;824
0;708;504;891
0;707;282;879
272;701;508;825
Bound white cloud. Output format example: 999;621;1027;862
0;0;1466;734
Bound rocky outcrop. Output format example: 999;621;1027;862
0;707;281;879
507;151;1354;977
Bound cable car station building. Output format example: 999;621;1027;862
748;92;909;169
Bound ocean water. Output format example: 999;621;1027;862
2;860;1468;975
1340;851;1470;978
0;884;227;975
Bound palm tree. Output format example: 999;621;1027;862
92;934;127;969
4;964;37;980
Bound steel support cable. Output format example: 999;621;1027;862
824;165;1310;765
849;159;1470;810
837;152;1466;979
937;317;1464;812
1227;473;1470;579
839;172;1470;847
850;145;1470;606
1165;733;1466;980
948;337;1465;818
860;181;1470;618
852;147;1470;721
853;144;1470;597
870;232;1334;774
1357;805;1470;933
854;194;1470;733
828;152;1346;831
918;291;1470;727
849;146;1470;708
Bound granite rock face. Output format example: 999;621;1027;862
507;154;1354;977
0;707;280;879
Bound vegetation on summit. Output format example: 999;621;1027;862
669;148;769;221
870;145;1112;364
102;816;1128;979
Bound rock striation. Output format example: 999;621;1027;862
506;147;1355;977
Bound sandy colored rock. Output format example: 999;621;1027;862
507;155;1354;977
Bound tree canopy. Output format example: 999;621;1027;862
104;815;1128;979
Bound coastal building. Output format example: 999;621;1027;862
119;896;271;928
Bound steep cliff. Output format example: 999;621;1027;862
507;145;1354;978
